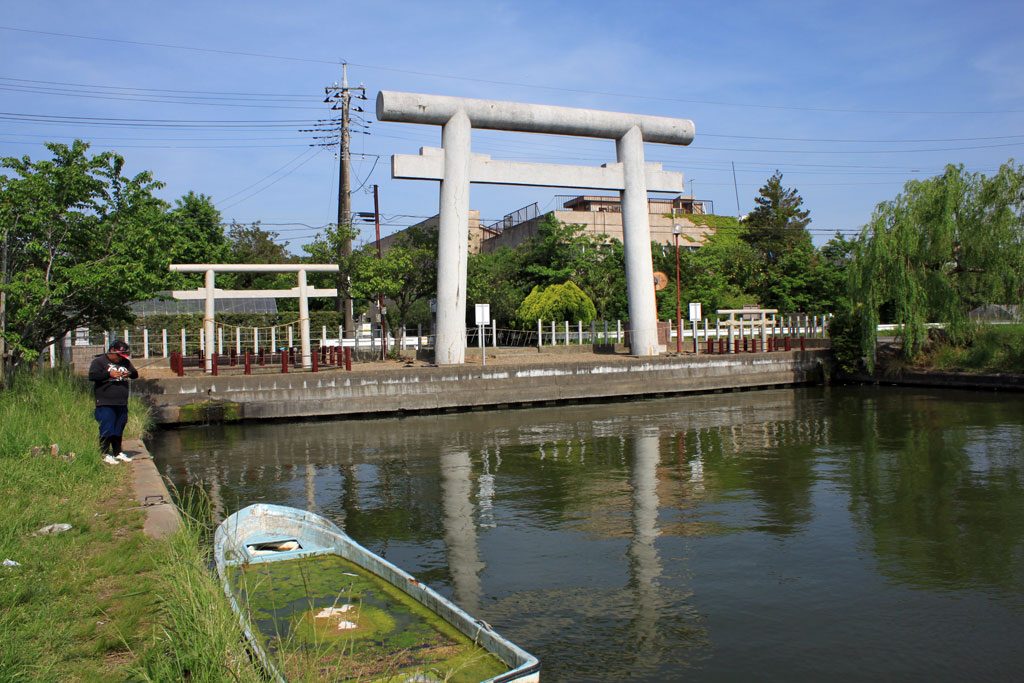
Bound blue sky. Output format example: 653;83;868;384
2;1;1022;251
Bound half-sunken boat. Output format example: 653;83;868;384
214;503;539;683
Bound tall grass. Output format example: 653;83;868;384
926;324;1024;374
0;370;260;681
0;369;155;680
132;491;263;683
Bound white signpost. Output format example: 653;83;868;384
378;91;694;364
689;302;702;354
475;303;491;366
169;263;339;372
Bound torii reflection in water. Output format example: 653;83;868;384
440;447;485;615
628;427;664;652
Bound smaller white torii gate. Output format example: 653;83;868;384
169;263;338;372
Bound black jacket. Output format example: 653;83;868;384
88;354;139;406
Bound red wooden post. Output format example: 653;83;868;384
734;339;740;354
344;347;352;371
785;337;791;352
707;338;714;354
281;350;289;373
211;353;219;376
244;351;251;375
312;351;319;373
800;336;806;351
750;339;757;353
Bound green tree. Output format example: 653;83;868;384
742;171;812;265
167;192;226;265
467;247;529;326
812;233;856;314
521;215;591;286
849;162;1024;369
302;222;361;314
516;281;597;326
676;226;759;316
350;225;437;346
578;238;628;321
220;221;295;293
469;216;627;326
0;141;170;374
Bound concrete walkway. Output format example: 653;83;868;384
122;438;180;539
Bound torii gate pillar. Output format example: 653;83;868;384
379;91;695;365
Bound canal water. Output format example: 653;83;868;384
152;386;1024;681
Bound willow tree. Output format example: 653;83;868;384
849;162;1024;369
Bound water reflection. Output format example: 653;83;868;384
153;387;1024;681
440;448;484;614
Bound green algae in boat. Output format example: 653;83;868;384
214;504;539;683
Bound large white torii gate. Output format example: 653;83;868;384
377;90;695;365
169;263;338;372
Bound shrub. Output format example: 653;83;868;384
515;281;597;327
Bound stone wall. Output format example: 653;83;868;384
140;349;831;425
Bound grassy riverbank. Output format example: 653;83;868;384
0;371;259;682
918;324;1024;374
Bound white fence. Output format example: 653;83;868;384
51;314;833;368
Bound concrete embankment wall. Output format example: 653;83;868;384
850;368;1024;392
140;349;831;425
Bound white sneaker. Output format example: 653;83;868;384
115;453;133;463
102;455;120;465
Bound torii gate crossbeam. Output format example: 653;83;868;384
378;91;695;365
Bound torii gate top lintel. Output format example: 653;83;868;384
377;90;695;145
169;264;339;274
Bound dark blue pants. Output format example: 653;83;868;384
95;405;129;438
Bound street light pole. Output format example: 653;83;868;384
373;184;387;360
673;224;682;354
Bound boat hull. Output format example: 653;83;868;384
214;503;539;683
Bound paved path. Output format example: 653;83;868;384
122;438;180;539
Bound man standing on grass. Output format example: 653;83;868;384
88;340;138;465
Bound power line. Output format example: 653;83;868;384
0;84;322;110
0;111;312;124
0;75;313;99
7;74;1024;144
0;25;337;65
0;139;311;149
700;132;1024;143
217;148;324;210
215;148;318;204
4;24;1022;115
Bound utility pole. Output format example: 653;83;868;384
732;161;741;218
322;63;366;336
373;184;387;360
